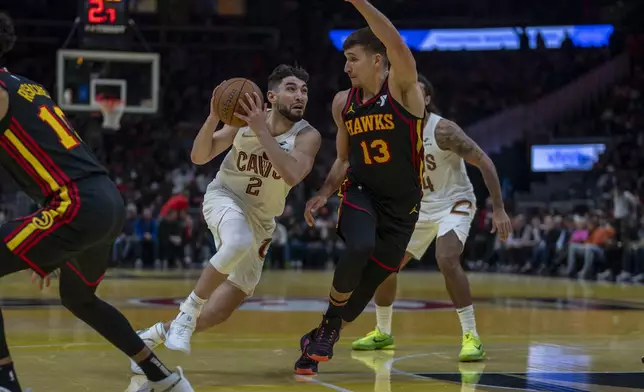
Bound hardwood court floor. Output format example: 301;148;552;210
2;269;644;391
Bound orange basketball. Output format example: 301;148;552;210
213;78;263;128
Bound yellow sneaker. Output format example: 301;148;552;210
351;327;395;351
459;332;486;362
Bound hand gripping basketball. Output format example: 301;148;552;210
234;92;269;134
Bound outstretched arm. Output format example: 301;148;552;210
347;0;417;88
434;119;512;240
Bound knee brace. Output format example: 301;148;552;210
209;232;253;274
333;237;375;293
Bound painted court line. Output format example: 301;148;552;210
296;376;353;392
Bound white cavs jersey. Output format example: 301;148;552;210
420;113;476;217
406;113;477;258
206;119;309;225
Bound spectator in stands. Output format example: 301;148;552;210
566;215;616;279
616;215;644;283
158;209;185;269
113;204;139;265
521;214;562;274
134;207;159;267
499;214;540;272
268;222;289;269
613;181;639;240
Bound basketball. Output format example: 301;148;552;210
214;78;264;127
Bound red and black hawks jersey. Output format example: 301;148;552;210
0;68;107;204
341;77;424;201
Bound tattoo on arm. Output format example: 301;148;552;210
434;120;485;163
434;119;505;209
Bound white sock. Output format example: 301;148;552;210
376;305;393;335
181;291;207;318
456;305;477;337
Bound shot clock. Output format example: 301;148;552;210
79;0;129;35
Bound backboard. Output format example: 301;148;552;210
56;49;160;114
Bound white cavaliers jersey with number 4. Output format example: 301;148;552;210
421;113;476;216
208;119;310;222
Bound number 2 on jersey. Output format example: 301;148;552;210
246;177;262;196
360;139;391;165
37;105;81;150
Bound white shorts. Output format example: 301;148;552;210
202;189;274;296
406;200;475;260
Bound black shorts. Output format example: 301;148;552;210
0;175;125;289
336;179;421;271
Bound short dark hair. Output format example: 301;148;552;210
342;27;386;58
268;64;309;91
0;13;16;59
418;73;439;114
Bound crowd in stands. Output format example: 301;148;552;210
2;4;643;282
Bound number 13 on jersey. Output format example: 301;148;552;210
38;105;82;150
360;139;391;165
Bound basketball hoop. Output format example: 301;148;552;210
98;98;125;131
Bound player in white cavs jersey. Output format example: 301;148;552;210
129;65;321;371
351;74;511;362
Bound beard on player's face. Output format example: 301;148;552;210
276;102;304;122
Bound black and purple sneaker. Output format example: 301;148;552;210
305;316;341;362
295;329;319;375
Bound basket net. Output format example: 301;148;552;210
98;99;125;130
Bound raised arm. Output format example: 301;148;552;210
434;119;512;240
347;0;424;116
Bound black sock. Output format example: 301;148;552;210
0;362;22;392
137;353;173;382
325;294;348;319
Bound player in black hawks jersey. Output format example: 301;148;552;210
295;0;427;375
0;13;193;391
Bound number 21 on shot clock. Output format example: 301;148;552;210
80;0;129;34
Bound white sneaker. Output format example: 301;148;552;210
125;375;148;391
130;322;167;374
135;367;195;392
164;303;198;354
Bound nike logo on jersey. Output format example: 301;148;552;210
378;95;387;107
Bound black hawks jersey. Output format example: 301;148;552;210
341;77;424;202
0;68;107;204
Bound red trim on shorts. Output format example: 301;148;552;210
369;255;403;272
65;261;105;286
0;79;6;87
18;253;47;277
14;183;80;256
